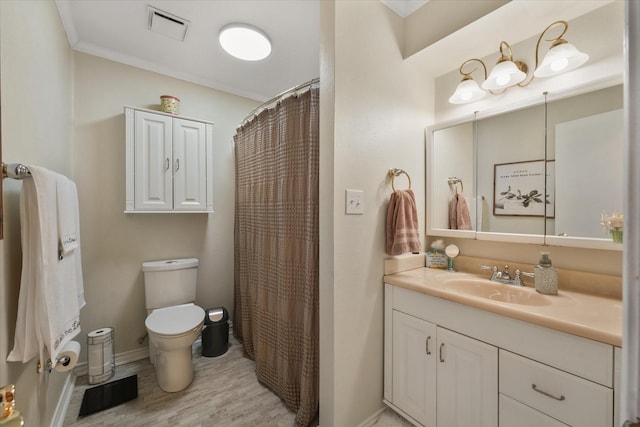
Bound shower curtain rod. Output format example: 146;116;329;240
239;77;320;127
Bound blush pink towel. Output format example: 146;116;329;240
386;189;421;255
449;194;472;230
456;194;472;230
449;195;458;229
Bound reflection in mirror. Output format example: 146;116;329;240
476;98;546;235
428;120;476;237
546;85;623;240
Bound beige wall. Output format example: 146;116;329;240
320;1;433;425
72;52;257;363
0;1;74;425
404;0;508;58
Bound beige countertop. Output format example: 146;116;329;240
384;266;622;347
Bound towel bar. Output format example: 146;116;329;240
1;162;31;180
388;168;412;191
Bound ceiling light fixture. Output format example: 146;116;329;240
219;23;272;61
449;20;589;104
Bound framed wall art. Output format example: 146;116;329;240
493;160;555;217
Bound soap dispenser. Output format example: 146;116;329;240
535;252;558;295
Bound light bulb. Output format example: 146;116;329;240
550;57;568;72
496;73;510;86
460;91;472;101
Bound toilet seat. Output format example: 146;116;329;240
145;303;204;336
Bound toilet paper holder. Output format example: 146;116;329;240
35;340;82;374
36;354;73;373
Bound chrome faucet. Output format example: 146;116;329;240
480;264;523;286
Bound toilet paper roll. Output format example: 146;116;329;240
55;340;80;372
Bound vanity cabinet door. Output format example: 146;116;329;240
392;310;437;427
436;327;498;427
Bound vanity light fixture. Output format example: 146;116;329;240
449;20;589;104
534;20;589;78
448;59;488;104
481;41;527;91
219;23;272;61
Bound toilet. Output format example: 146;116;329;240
143;258;205;392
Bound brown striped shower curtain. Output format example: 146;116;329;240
233;87;319;426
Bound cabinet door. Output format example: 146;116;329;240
392;310;437;427
436;327;498;427
134;111;173;210
172;118;207;211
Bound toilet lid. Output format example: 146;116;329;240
145;304;205;336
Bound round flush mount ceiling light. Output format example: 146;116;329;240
219;23;272;61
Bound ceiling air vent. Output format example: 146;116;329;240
147;6;190;42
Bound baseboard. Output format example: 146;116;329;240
355;407;387;427
50;372;76;427
72;346;150;377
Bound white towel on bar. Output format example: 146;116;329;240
57;175;80;256
7;166;85;370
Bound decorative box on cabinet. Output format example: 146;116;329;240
124;106;214;213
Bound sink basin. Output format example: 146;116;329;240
443;279;552;306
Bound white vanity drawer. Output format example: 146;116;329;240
499;350;613;427
500;394;568;427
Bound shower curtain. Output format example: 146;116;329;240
233;86;319;426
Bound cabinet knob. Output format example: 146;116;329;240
165;158;170;171
439;343;445;363
426;336;432;355
175;158;180;172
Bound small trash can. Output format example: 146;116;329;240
202;307;229;357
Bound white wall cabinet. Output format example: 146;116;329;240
384;284;616;427
391;310;497;427
124;106;213;212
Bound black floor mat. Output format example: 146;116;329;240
78;375;138;417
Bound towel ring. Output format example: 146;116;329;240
447;177;463;195
388;168;412;191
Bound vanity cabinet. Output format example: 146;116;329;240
392;311;497;427
384;284;616;427
124;106;213;212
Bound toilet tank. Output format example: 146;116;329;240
142;258;198;310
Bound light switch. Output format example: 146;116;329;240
345;189;364;215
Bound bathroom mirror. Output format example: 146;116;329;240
427;119;476;239
476;98;546;240
427;83;623;250
545;85;623;249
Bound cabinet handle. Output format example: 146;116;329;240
165;158;170;171
426;336;431;355
175;158;180;172
531;384;565;401
439;343;445;363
